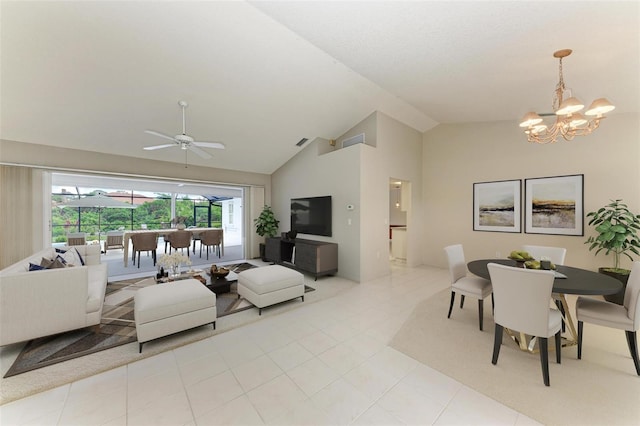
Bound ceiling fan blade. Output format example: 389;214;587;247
188;144;212;159
143;143;176;151
193;141;226;150
144;130;177;142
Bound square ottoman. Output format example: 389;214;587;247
134;279;217;352
237;265;304;315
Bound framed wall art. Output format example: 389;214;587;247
524;174;584;235
473;179;521;233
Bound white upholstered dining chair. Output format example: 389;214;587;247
522;244;568;330
521;245;567;265
444;244;493;331
488;262;562;386
576;261;640;376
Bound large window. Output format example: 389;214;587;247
52;187;222;243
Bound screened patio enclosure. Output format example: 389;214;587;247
51;173;244;250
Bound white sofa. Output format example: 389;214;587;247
0;244;108;346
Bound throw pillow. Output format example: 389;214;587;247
28;262;46;271
40;257;54;268
56;247;85;265
48;258;66;269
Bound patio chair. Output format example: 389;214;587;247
199;229;223;260
131;232;159;268
104;231;125;253
66;232;87;246
166;230;192;256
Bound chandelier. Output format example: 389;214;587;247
519;49;615;144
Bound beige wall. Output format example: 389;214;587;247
422;113;640;271
272;111;423;282
0;139;272;267
272;137;361;281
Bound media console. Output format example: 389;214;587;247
265;237;338;280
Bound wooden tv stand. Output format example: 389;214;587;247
265;237;338;280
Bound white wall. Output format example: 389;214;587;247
272;137;361;281
422;113;640;271
272;111;423;282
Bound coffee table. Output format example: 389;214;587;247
206;270;238;294
154;269;239;295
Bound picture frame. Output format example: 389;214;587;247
524;174;584;235
473;179;521;233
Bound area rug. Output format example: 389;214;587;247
4;262;278;378
389;289;640;426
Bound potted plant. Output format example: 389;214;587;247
171;216;189;229
585;199;640;304
254;205;279;261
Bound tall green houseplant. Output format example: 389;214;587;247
254;205;279;238
254;205;279;261
585;199;640;273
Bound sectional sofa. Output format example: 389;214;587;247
0;244;108;346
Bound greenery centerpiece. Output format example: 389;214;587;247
254;205;279;261
171;215;189;229
585;199;640;304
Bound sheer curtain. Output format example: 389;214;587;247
0;165;33;268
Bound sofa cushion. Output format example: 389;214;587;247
238;265;304;294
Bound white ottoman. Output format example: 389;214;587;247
134;279;217;352
237;265;304;315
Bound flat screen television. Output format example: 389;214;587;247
291;196;332;237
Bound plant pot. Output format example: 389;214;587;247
598;267;630;305
259;243;267;262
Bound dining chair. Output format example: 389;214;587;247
166;230;192;256
131;232;159;268
520;245;567;265
444;244;493;331
488;262;562;386
199;229;222;260
576;261;640;375
522;244;568;330
66;232;87;246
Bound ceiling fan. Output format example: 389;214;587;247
144;101;225;161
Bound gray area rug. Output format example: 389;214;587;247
4;262;265;377
389;289;640;426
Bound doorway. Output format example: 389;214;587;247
389;178;408;264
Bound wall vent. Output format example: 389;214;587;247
296;138;309;147
342;133;365;148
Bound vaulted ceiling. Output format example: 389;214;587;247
2;1;638;174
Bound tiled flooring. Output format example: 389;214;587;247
0;264;541;425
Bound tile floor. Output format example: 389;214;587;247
0;264;541;425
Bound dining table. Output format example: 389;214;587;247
122;227;224;267
467;258;623;351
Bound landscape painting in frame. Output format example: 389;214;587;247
525;174;584;235
473;180;521;233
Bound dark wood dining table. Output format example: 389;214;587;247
467;259;623;350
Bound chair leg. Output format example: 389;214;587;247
460;295;465;309
577;320;583;360
152;250;156;266
556;300;566;332
539;337;550;386
447;291;456;318
478;299;484;331
624;331;640;376
492;323;503;365
491;293;495;314
137;251;141;268
555;330;562;364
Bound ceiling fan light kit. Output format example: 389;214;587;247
144;101;225;166
518;49;615;144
